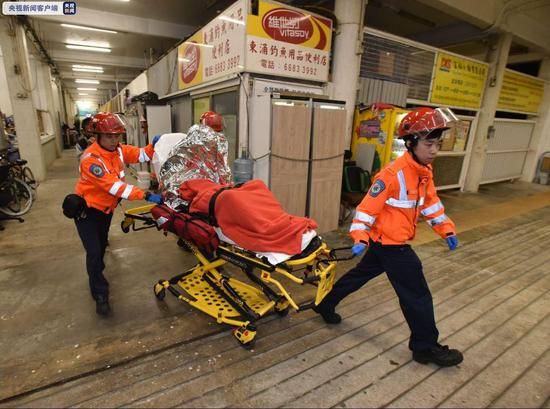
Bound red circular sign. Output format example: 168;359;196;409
181;42;200;84
261;8;314;45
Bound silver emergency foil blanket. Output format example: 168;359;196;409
159;124;232;208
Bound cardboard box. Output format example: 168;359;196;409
440;129;455;151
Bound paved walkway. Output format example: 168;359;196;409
1;151;549;407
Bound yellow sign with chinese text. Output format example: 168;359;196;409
497;69;545;114
178;0;246;90
246;0;333;81
429;52;488;109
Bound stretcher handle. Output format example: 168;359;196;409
329;246;355;261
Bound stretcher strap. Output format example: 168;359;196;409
207;183;244;227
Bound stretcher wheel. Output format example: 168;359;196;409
233;324;257;348
153;282;166;301
121;220;131;233
275;300;290;317
177;238;192;253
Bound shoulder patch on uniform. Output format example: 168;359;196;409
89;164;104;178
369;179;386;197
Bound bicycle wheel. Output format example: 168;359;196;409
22;166;38;198
0;179;33;216
0;182;21;215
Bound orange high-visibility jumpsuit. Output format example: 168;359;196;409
322;151;456;351
74;141;154;299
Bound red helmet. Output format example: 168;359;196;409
199;111;223;132
86;112;126;135
398;107;458;139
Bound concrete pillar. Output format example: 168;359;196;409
463;32;512;193
330;0;366;147
0;19;46;181
521;58;550;182
41;64;62;157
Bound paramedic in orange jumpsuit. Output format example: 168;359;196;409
314;107;463;367
74;112;163;316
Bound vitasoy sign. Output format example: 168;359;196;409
246;0;333;82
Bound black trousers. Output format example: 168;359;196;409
75;207;113;299
322;241;439;351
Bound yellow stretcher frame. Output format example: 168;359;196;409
121;204;348;347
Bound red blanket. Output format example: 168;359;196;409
179;179;317;254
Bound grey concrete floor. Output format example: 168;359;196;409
1;150;549;407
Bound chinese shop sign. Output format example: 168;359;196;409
178;0;246;90
497;69;545;114
246;0;333;82
429;52;488;109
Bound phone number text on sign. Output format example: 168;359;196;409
205;55;242;78
283;63;317;76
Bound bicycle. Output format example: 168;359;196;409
0;149;38;198
9;158;38;198
0;162;34;219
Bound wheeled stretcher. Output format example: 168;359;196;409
121;204;351;347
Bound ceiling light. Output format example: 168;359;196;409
72;64;104;73
73;64;104;70
77;87;97;91
61;23;117;34
73;68;103;73
67;39;110;48
75;79;100;84
66;44;111;53
78;93;88;95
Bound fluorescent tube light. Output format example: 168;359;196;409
72;67;104;73
77;87;97;91
75;79;100;84
66;44;111;53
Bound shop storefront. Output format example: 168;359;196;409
353;27;545;190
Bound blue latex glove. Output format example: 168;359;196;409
352;243;367;257
152;134;162;148
145;192;163;205
446;235;458;251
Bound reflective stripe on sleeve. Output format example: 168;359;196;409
421;201;443;216
119;170;125;179
138;148;150;163
427;214;448;226
108;181;124;196
355;210;376;225
121;184;134;199
385;197;417;208
95;157;110;174
117;147;124;163
350;223;370;232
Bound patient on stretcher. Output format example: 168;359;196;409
152;126;318;264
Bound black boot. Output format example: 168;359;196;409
413;344;463;367
312;303;341;324
95;294;111;316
